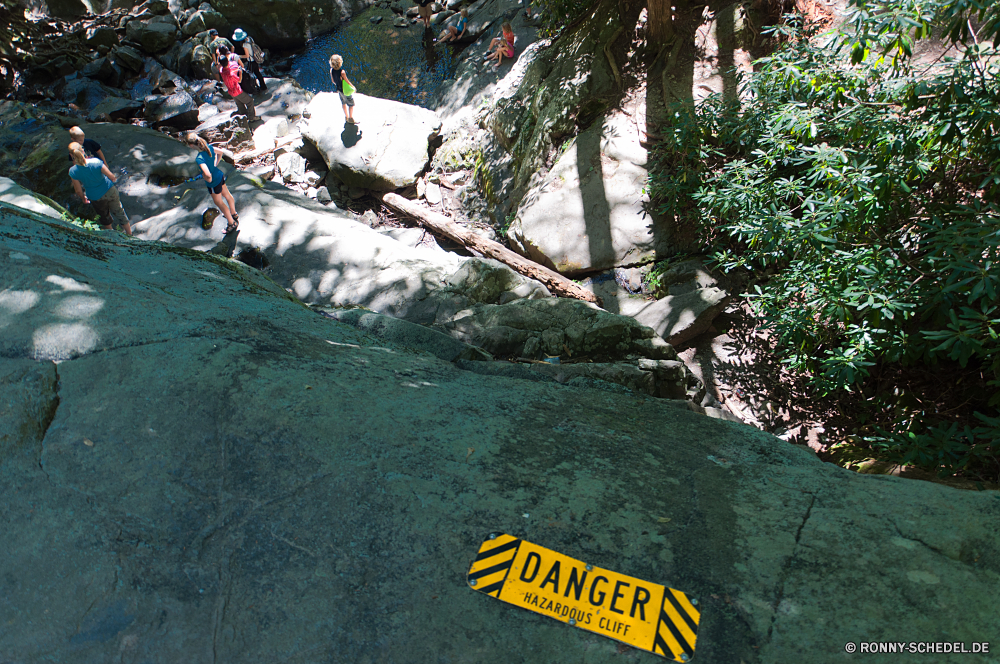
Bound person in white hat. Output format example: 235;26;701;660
231;28;267;93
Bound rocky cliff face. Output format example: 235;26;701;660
2;198;998;663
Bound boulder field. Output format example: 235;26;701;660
1;202;998;663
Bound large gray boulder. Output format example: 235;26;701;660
181;8;229;35
125;18;180;53
302;92;442;192
144;89;199;127
508;114;667;273
85;25;120;50
1;201;998;664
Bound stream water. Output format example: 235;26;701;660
288;6;465;108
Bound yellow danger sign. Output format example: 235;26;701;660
467;533;700;661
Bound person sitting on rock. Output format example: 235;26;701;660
329;54;357;125
437;9;468;43
486;22;516;67
68;142;132;236
231;28;267;94
66;126;108;166
218;45;257;122
185;133;239;234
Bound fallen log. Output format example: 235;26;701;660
381;192;603;306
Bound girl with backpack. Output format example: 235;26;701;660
232;28;267;93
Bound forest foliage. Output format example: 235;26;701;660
648;0;1000;480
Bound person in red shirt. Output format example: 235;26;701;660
218;45;256;122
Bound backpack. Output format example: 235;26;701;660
247;35;266;63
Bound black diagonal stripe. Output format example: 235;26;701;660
660;609;694;656
473;537;520;563
468;559;513;581
476;579;506;595
664;590;699;636
653;631;673;658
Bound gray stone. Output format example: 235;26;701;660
85;25;120;50
276;151;307;183
377;227;428;249
125;19;180;53
651;259;719;296
2;202;996;664
112;45;145;72
325;308;491;362
436;297;677;361
189;43;216;79
508;114;664;273
181;8;229;35
302;92;442;191
315;186;332;203
393;15;408;27
87;96;144;122
144;89;199;127
632;287;730;347
369;14;383;23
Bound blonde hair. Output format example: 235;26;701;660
502;21;512;33
68;126;86;141
460;8;468;16
185;132;209;153
329;54;343;68
68;142;87;167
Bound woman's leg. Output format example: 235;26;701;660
211;191;235;228
220;184;237;219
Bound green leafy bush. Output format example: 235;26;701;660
648;3;1000;478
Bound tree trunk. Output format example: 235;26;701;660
380;193;603;307
647;0;674;44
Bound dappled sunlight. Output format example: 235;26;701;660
0;290;40;329
54;295;104;319
45;275;92;292
32;322;98;360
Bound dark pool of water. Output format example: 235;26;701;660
289;7;466;108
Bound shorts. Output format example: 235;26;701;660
207;178;226;195
503;43;515;57
338;90;355;107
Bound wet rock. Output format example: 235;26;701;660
181;9;229;36
302;92;442;191
144;89;199;127
58;75;114;111
86;25;120;50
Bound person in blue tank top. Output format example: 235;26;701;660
68;142;132;235
186;132;239;233
437;9;468;43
